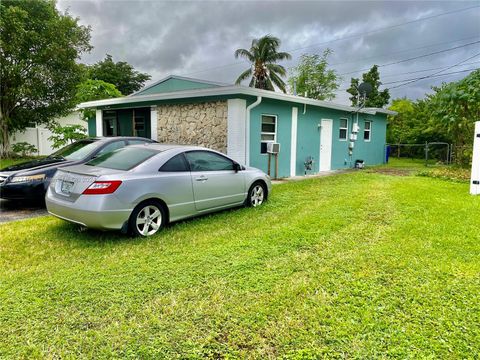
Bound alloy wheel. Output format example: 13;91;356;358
136;205;162;236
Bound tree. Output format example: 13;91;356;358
234;35;291;93
387;98;415;145
48;124;87;149
0;0;91;156
88;54;151;95
428;69;480;165
347;65;390;108
75;79;123;120
288;49;340;100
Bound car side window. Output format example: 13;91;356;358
96;141;126;156
159;153;189;172
185;151;234;171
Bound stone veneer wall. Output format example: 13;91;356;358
157;101;228;153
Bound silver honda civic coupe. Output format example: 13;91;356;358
46;144;272;236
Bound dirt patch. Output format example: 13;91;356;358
0;199;48;223
368;168;415;176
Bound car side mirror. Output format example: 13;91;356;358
233;162;242;173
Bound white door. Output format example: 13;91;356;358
319;119;333;171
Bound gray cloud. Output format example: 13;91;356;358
57;0;480;105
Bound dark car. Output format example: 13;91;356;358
0;137;156;202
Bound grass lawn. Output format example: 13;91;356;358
1;167;479;358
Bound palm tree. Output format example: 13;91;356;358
234;35;291;93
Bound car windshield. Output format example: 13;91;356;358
85;147;159;170
48;140;99;161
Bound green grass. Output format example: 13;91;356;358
1;170;479;358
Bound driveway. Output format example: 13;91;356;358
0;199;48;223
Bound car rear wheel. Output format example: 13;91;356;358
129;200;166;237
246;182;267;207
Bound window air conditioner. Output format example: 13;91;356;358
267;142;280;154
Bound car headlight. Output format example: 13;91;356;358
9;174;46;183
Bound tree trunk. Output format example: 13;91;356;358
0;110;10;158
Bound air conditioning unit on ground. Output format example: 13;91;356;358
267;142;280;154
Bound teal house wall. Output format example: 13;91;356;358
133;76;222;96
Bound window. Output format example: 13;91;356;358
159;153;189;172
261;115;277;154
86;147;158;170
364;121;372;141
96;141;126;156
48;140;98;161
339;118;348;140
128;139;150;145
185;151;234;171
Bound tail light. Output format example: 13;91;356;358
82;181;122;195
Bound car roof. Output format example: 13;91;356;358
128;143;207;152
88;136;156;143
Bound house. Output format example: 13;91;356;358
10;111;87;156
79;75;396;178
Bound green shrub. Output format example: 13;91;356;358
11;142;38;157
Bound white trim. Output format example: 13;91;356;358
470;121;480;195
130;75;230;97
95;109;103;137
290;107;298;177
260;113;277;155
339;118;348;141
227;99;247;164
364;120;372;142
150;106;158;141
246;97;262;166
79;84;396;116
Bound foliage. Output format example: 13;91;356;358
288;49;340;100
48;124;87;149
235;35;292;92
347;65;390;107
87;54;151;95
388;70;479;165
11;142;37;157
75;79;123;119
0;0;91;157
1;171;479;358
427;69;480;165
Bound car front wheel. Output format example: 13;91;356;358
129;200;166;237
246;182;267;207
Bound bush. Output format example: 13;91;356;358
417;167;471;182
11;142;38;157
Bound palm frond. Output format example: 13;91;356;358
234;49;254;62
270;71;287;93
266;64;287;77
235;68;253;85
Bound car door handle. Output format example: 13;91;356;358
195;175;208;182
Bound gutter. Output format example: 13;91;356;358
245;96;262;166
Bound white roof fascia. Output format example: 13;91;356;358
129;75;230;97
80;85;394;115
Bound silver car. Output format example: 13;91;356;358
46;144;272;236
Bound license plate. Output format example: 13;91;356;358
61;180;74;194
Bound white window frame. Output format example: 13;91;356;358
260;114;277;154
364;120;372;142
339;118;348;141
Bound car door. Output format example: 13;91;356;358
185;150;246;211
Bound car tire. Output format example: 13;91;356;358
245;182;267;207
129;200;167;237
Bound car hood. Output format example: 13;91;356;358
0;157;73;176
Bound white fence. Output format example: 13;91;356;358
9;112;86;156
471;121;480;195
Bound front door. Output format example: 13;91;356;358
185;150;246;211
319;119;333;171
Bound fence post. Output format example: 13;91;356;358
470;122;480;195
425;142;429;166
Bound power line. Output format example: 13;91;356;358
381;60;480;78
339;40;480;76
287;5;480;53
183;5;480;76
383;68;478;85
387;52;480;89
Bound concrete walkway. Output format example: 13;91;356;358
271;169;351;184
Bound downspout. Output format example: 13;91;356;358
245;96;262;166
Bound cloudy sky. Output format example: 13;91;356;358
57;0;480;105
